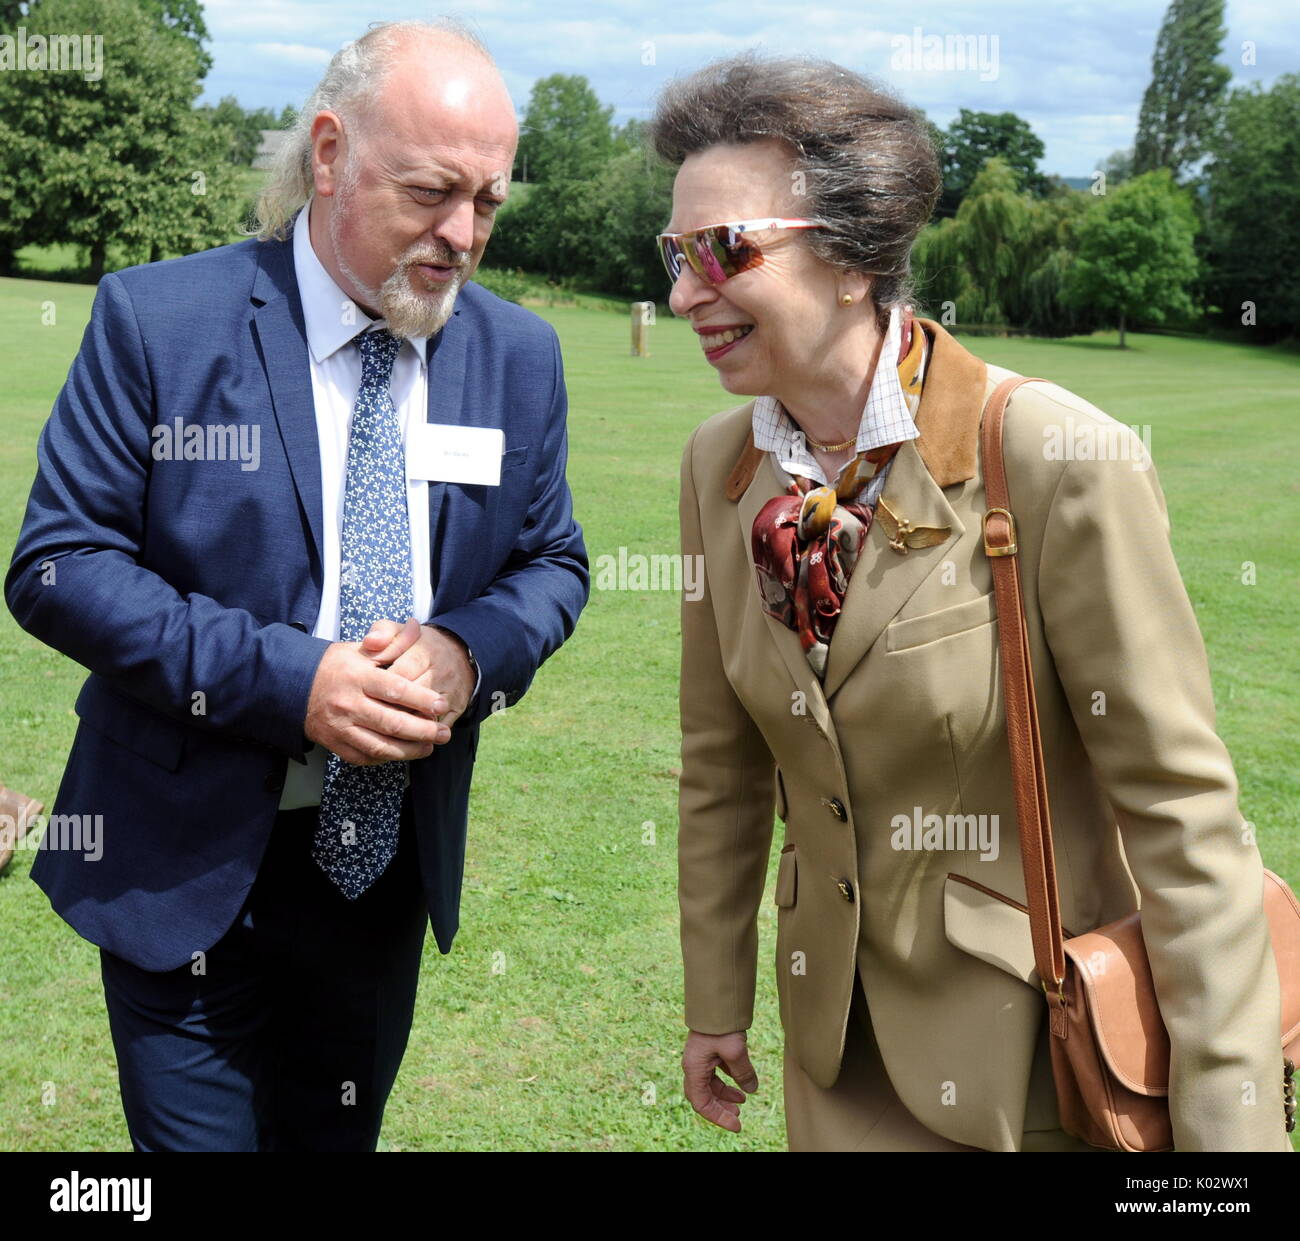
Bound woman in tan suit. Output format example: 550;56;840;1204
652;53;1291;1152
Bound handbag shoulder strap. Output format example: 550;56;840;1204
980;375;1069;1023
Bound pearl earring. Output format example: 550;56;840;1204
840;293;853;306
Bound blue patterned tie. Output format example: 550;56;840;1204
314;328;413;899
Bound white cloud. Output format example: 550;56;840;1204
194;0;1299;177
249;42;334;67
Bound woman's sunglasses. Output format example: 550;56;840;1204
656;218;825;286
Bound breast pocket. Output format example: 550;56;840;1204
500;446;530;473
885;591;997;652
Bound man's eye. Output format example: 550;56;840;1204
477;198;503;212
414;187;447;200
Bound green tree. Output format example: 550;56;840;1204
1202;75;1300;339
944;158;1035;323
0;0;241;279
1018;190;1098;337
1133;0;1230;179
490;177;601;282
584;146;674;298
136;0;212;78
199;94;280;165
914;159;1102;336
1065;170;1199;346
612;116;651;156
516;74;613;184
937;109;1047;216
1098;147;1134;188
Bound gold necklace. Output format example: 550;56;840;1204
806;434;857;453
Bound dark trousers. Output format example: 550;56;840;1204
99;793;429;1151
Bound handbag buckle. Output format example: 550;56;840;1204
983;507;1017;557
1040;977;1067;1007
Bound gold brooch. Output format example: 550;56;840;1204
875;497;950;555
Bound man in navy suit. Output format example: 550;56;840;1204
4;18;588;1150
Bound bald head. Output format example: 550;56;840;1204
305;20;518;339
351;23;517;156
355;28;517;171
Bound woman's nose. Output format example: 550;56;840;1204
669;265;717;318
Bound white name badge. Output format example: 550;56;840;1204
408;424;505;486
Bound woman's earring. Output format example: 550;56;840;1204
840;293;854;306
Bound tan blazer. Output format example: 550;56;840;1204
677;318;1291;1151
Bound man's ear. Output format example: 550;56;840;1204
311;111;344;198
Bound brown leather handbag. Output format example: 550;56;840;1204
980;375;1300;1151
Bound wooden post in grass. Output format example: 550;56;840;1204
630;301;654;356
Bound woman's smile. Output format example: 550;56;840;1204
696;322;754;362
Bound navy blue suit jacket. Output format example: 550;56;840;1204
5;231;589;971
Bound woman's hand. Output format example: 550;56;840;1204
682;1029;759;1132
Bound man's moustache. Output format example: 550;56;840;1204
403;254;468;269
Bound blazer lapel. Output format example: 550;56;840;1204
820;438;965;698
424;309;468;609
249;237;324;573
820;318;988;698
723;316;990;711
735;450;835;736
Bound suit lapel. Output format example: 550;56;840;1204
424;310;468;609
250;237;324;572
248;237;479;617
735;451;834;735
727;318;989;706
820;439;965;698
819;318;987;697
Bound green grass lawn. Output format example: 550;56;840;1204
1;273;1297;1151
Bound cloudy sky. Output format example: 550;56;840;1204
199;0;1295;177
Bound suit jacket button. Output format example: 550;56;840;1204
265;771;284;793
289;620;308;632
836;878;855;902
824;797;847;822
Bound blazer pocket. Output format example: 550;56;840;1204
886;591;997;652
74;677;186;773
775;844;798;907
501;446;529;472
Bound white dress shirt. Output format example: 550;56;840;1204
751;304;925;488
279;197;434;810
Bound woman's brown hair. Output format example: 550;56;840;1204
650;52;941;316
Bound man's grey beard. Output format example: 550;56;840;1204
372;255;468;340
329;167;470;340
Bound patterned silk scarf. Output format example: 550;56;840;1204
751;315;927;679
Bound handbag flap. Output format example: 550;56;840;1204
1063;912;1170;1095
1063;869;1300;1095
